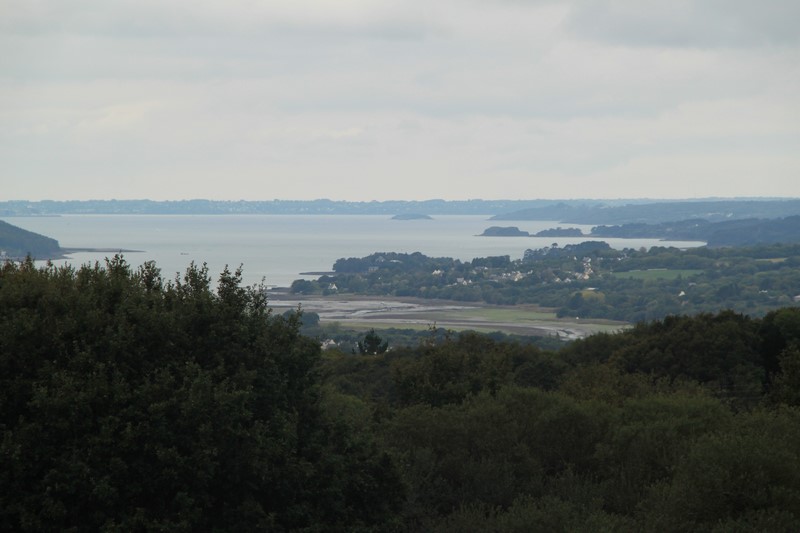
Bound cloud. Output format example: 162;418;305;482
0;0;439;41
567;0;800;48
1;0;799;200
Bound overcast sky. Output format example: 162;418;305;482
2;0;799;201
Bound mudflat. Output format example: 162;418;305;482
266;290;627;339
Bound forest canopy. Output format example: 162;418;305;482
2;257;800;531
0;257;401;531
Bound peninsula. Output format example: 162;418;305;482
0;220;141;260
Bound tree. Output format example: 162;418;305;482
357;328;389;355
0;257;403;531
641;410;800;531
770;346;800;406
290;278;317;294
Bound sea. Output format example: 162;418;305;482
3;215;705;288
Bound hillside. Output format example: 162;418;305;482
0;220;61;259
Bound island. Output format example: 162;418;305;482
534;227;584;237
479;226;530;237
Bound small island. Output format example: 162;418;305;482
479;226;530;237
534;227;584;237
392;213;433;220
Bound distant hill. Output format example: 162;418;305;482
0;199;780;217
492;199;800;224
0;220;61;259
3;198;798;220
706;216;800;246
0;199;589;216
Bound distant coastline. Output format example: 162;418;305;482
0;213;759;289
3;198;799;222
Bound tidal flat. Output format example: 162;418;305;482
267;291;628;339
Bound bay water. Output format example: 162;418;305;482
4;215;704;288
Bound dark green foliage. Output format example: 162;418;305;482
390;332;558;407
321;308;800;529
357;329;389;355
383;388;609;522
641;408;800;531
562;311;765;406
760;307;800;376
594;393;732;513
770;346;800;406
5;256;800;531
523;240;613;261
0;257;402;532
319;331;559;407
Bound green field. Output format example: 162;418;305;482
611;269;704;281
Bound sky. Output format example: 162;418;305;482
2;0;799;201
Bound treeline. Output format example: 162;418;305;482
2;259;799;530
291;245;800;322
591;215;800;246
0;219;61;259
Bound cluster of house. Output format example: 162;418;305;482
428;258;598;288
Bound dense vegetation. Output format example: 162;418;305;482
591;215;800;246
318;307;800;530
0;220;61;259
3;258;800;530
291;244;800;322
0;258;402;531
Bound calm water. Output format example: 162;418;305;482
4;215;704;288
